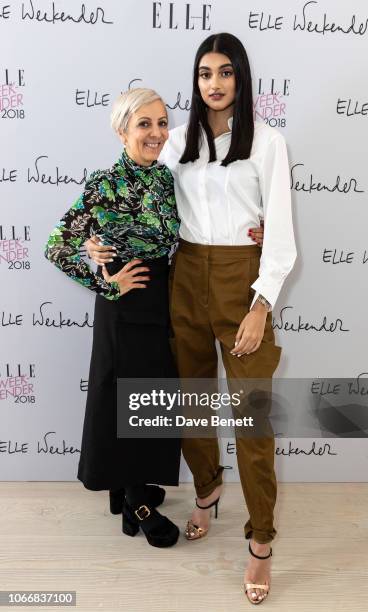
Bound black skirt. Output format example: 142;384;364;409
77;255;181;490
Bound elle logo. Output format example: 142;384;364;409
0;364;35;378
3;69;25;87
257;78;290;96
0;226;30;241
152;2;211;30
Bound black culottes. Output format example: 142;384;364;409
77;255;181;490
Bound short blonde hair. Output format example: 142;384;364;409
110;88;164;133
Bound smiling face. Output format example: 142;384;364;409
197;51;236;112
119;99;169;166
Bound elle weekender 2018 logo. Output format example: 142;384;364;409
0;363;36;403
0;225;31;270
254;77;290;128
0;69;25;119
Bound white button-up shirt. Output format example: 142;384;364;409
159;118;297;310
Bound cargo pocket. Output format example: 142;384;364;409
237;338;282;379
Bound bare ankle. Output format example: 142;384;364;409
251;536;271;545
197;484;221;504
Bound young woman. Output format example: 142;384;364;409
45;88;182;548
168;32;296;604
86;32;296;604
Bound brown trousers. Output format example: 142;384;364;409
169;239;282;544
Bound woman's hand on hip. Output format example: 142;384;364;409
248;218;264;246
231;303;268;357
85;235;117;265
102;259;150;296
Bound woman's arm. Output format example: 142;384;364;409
44;174;121;300
231;132;296;357
249;131;297;311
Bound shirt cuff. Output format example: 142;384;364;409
250;278;281;311
249;291;273;313
249;291;259;311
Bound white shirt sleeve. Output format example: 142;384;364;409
249;132;297;311
158;139;169;166
158;125;186;172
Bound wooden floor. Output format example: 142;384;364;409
0;482;367;612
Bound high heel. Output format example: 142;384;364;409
184;496;220;541
122;500;179;548
244;542;272;605
122;510;139;537
109;488;125;515
109;485;165;515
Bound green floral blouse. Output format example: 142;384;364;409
45;149;180;300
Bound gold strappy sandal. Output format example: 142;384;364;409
244;542;272;605
184;496;220;540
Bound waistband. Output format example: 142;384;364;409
99;254;169;277
177;238;261;260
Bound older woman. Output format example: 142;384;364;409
45;88;181;548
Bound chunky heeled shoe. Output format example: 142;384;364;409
244;542;272;605
109;485;165;515
184;496;220;541
122;500;179;548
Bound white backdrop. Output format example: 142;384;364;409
1;0;368;483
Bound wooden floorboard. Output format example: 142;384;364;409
0;482;367;611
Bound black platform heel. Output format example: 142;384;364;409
122;500;179;548
122;507;140;537
109;488;125;515
109;485;166;515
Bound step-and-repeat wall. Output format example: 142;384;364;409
1;0;367;483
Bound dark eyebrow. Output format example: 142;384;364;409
137;116;168;121
199;63;233;70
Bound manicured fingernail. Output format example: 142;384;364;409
108;259;113;262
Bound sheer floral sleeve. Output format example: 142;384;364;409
44;171;121;300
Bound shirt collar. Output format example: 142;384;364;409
199;115;233;146
119;147;158;173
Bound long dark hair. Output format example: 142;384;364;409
180;32;254;167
